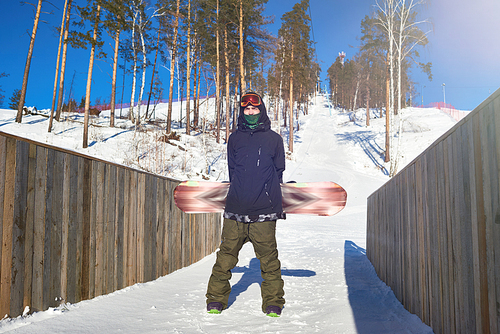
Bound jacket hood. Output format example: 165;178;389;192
237;92;271;132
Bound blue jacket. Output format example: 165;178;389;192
224;93;286;223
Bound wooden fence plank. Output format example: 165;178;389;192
127;170;138;286
60;153;70;304
489;103;500;333
156;179;165;277
66;154;80;303
88;160;98;299
81;158;92;301
446;137;456;334
49;150;64;308
106;164;116;294
460;124;476;332
0;136;6;290
94;161;105;297
137;173;145;283
115;167;125;290
10;140;29;316
143;174;154;283
23;144;36;311
122;168;131;286
74;156;84;303
102;164;109;294
0;137;16;317
426;148;441;332
469;113;489;334
162;179;170;276
436;140;451;333
31;146;47;313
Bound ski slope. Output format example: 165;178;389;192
0;96;459;333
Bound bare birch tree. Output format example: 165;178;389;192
166;0;181;133
375;0;397;173
391;0;430;174
128;8;139;123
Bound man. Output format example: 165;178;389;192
206;92;286;317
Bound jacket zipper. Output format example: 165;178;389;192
257;146;261;167
265;183;274;209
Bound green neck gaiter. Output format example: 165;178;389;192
244;113;260;129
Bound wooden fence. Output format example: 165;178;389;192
367;88;500;333
0;131;221;318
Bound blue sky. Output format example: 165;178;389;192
1;0;499;111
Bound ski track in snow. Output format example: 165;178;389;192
0;96;449;333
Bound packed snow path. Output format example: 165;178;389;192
0;99;434;333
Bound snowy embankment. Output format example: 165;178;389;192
0;97;458;333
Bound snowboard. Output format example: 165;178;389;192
174;181;347;216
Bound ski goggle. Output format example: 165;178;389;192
240;93;262;107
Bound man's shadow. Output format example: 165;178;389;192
227;258;316;307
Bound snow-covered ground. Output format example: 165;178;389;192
0;96;460;333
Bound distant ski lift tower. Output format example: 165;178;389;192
339;51;346;66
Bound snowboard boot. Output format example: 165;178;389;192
265;305;282;317
207;302;223;314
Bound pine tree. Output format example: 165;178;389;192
9;89;22;110
102;0;129;128
16;0;43;123
48;0;70;132
162;0;181;133
69;0;104;148
278;0;314;152
0;72;9;108
55;0;73;122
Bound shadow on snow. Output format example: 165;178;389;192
344;241;430;333
227;257;315;308
336;131;388;176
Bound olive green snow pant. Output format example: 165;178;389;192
206;218;285;312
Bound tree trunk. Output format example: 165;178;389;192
195;50;201;128
185;0;192;135
366;72;371;127
110;28;120;127
233;75;238;131
193;16;200;129
129;15;137;123
136;19;148;126
353;75;361;111
238;0;246;93
215;0;220;143
48;0;69;132
146;28;160;120
16;0;43;123
55;0;72;122
385;54;390;163
224;24;230;142
167;0;181;133
83;4;101;148
278;54;283;134
288;45;294;153
193;60;199;128
283;98;287;128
